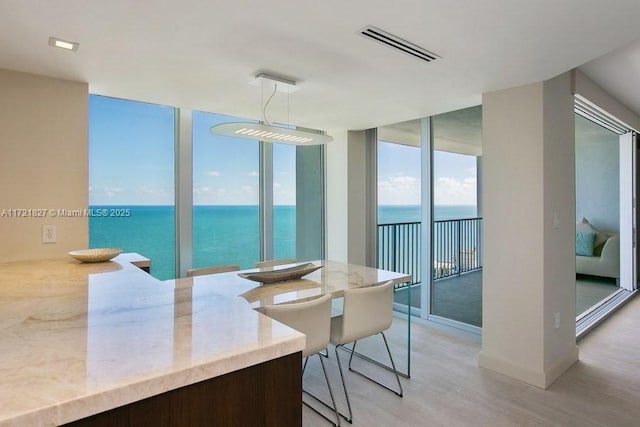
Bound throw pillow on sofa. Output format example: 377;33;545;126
576;231;596;256
576;217;607;248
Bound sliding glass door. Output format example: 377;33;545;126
574;99;638;336
574;113;621;316
429;106;483;329
375;106;483;330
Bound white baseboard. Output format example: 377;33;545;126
479;346;579;389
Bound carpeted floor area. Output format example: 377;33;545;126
394;271;620;327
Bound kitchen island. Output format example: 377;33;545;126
0;254;305;426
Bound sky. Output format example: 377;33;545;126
89;95;175;205
89;95;477;207
89;95;296;206
377;141;477;206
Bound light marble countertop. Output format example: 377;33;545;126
0;254;305;426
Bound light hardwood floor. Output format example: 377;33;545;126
302;294;640;427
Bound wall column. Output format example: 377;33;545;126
479;71;578;388
346;130;377;266
296;145;325;260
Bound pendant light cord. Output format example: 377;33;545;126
263;83;278;125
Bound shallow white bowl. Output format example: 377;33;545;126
69;248;123;263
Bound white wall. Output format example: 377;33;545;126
0;69;88;262
575;114;620;232
542;73;579;381
480;72;578;389
325;129;375;265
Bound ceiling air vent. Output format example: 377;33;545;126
360;25;440;63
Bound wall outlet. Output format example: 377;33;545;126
42;224;56;243
554;312;560;329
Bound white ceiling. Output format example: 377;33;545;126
580;40;640;116
378;106;482;156
2;0;640;132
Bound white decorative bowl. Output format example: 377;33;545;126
69;248;123;263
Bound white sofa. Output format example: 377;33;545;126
576;233;619;279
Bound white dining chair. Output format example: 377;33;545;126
329;280;403;423
185;264;240;277
263;293;340;426
254;259;297;268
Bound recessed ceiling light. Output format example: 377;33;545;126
48;36;79;52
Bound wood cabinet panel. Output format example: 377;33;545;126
64;352;302;427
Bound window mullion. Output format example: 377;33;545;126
260;141;274;261
175;108;193;278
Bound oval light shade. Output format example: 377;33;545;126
211;122;333;145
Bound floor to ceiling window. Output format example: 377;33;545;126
191;113;323;269
88;95;176;280
89;96;325;278
192;111;260;270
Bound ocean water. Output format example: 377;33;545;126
378;205;477;223
89;206;176;279
89;205;295;280
89;204;476;280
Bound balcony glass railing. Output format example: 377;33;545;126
377;218;483;288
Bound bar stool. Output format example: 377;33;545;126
330;280;403;423
263;294;340;426
185;264;240;277
254;259;297;268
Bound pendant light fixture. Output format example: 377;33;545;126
210;73;333;145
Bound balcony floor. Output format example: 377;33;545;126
394;270;483;327
393;270;620;327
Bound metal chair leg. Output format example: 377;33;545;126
347;341;358;369
345;333;403;397
319;353;341;426
334;345;354;423
380;332;403;397
302;354;341;426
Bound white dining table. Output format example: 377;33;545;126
178;259;414;378
177;259;412;309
